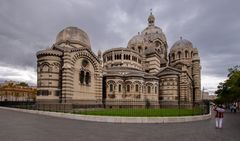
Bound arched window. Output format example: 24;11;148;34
138;46;142;53
85;72;90;85
119;54;122;59
155;86;157;94
178;51;181;59
110;84;113;92
147;86;151;93
191;51;193;58
80;71;84;84
155;41;160;47
132;47;135;50
42;65;49;72
135;84;139;92
185;51;189;58
172;53;175;60
118;84;122;92
127;85;130;92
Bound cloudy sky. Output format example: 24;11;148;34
0;0;239;93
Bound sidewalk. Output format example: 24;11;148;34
0;108;240;141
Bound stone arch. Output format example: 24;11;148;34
147;85;151;93
146;83;153;93
107;80;116;86
125;81;132;92
117;80;123;84
52;62;61;72
133;81;142;92
72;52;99;71
40;62;50;72
107;80;116;92
126;84;131;92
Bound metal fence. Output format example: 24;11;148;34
0;100;210;116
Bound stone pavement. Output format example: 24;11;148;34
0;108;239;141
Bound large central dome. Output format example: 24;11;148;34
127;12;168;55
56;26;91;48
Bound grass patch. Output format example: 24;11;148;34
73;108;204;117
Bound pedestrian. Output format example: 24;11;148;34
230;104;234;112
214;104;225;129
233;104;237;113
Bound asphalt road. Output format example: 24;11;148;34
0;108;239;141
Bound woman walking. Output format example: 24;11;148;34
214;105;225;129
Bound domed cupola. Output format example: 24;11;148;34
169;37;194;64
56;26;91;48
171;37;193;52
148;11;155;26
127;32;144;51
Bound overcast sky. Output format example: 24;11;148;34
0;0;239;93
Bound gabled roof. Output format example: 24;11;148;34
171;61;191;67
156;66;182;76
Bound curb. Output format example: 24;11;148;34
0;106;211;123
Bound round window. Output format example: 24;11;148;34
82;59;89;67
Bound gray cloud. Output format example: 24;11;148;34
0;0;239;90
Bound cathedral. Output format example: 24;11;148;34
36;13;201;105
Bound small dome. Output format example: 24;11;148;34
127;33;144;47
56;26;91;48
171;38;193;51
148;13;155;26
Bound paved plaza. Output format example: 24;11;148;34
0;108;239;141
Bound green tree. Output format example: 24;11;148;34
215;65;240;103
18;82;29;87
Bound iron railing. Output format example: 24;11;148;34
0;100;210;116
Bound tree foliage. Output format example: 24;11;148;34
215;65;240;103
18;82;29;87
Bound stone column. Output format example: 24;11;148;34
94;68;103;103
192;49;201;102
61;51;74;103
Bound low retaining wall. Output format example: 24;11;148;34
0;106;211;123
